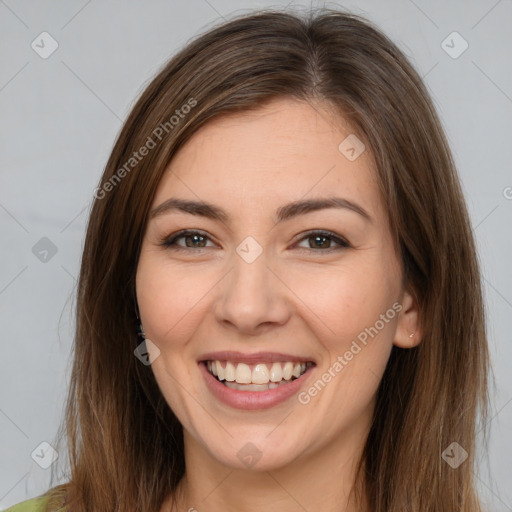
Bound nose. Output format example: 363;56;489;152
213;245;291;335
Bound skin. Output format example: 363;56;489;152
135;97;422;512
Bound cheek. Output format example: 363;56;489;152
135;256;213;423
287;256;399;402
135;255;220;346
286;258;399;346
291;265;398;410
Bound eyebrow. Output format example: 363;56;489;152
149;196;372;224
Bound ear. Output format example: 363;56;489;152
393;288;422;348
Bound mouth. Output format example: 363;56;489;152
197;352;316;410
202;359;315;391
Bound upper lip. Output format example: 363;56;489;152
198;351;316;365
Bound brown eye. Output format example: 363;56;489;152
295;230;350;251
161;230;215;251
159;229;350;254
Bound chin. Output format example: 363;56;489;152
197;427;309;472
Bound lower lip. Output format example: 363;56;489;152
199;362;314;410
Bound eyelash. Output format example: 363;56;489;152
159;229;350;253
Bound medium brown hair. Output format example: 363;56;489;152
43;7;491;511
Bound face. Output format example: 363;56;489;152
136;97;413;472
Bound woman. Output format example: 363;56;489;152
7;7;491;512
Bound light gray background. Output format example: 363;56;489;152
1;0;511;510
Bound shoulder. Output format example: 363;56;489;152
4;495;50;512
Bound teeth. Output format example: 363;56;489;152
269;362;282;382
252;364;270;384
225;361;236;381
235;363;252;384
206;360;310;385
283;362;293;380
224;380;289;391
216;361;225;381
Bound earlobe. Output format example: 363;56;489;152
393;289;422;348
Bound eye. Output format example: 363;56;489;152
294;230;350;252
159;230;217;252
159;229;350;253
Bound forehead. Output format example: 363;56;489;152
153;97;382;221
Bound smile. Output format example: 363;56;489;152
198;352;317;410
206;360;314;391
